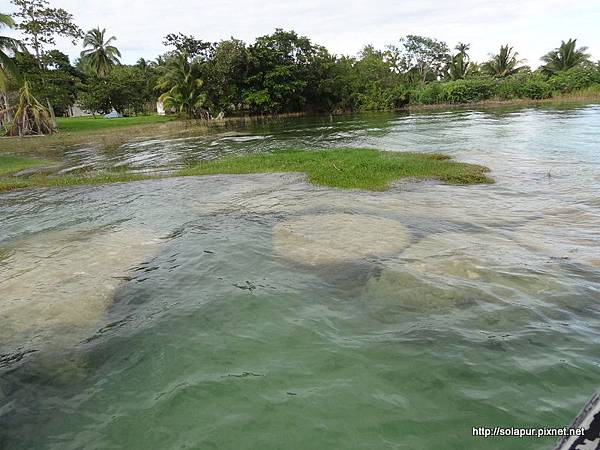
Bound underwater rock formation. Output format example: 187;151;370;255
272;213;411;266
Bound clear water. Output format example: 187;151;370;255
1;105;599;449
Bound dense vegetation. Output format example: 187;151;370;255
0;0;599;134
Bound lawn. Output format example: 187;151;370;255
55;115;173;133
0;155;50;176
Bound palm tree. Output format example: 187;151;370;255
447;42;470;80
80;27;121;77
1;13;23;125
7;80;54;136
156;52;207;119
541;39;590;76
482;45;525;78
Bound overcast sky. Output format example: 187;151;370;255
4;0;599;67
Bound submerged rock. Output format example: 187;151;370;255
392;231;572;306
363;270;482;317
515;210;600;269
272;213;411;266
0;228;161;356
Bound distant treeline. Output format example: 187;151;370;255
1;1;599;124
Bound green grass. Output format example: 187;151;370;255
55;115;173;133
0;171;154;192
0;155;50;176
179;148;493;190
0;148;492;193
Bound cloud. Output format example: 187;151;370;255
4;0;599;66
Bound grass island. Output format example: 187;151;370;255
0;148;492;193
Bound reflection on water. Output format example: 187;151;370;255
1;105;599;450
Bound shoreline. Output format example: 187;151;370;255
404;94;600;112
1;95;598;156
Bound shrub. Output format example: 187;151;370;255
547;66;598;93
440;79;495;103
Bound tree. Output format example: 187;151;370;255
244;29;318;113
7;80;53;135
79;65;154;116
156;52;207;118
80;27;121;77
1;13;23;88
447;43;471;80
1;12;24;125
11;0;82;123
397;35;450;82
482;45;525;77
541;39;590;76
163;33;214;61
202;38;248;113
10;0;82;64
14;49;82;116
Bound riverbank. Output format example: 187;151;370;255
1;95;599;157
0;148;492;193
406;90;600;112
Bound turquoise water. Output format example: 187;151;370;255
1;105;599;449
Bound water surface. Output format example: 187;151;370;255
1;105;599;449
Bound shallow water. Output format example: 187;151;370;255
1;105;599;449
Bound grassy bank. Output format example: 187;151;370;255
407;89;600;112
0;148;492;193
55;115;173;133
0;155;51;176
2;96;598;156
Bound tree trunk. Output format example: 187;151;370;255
0;92;12;125
33;32;58;129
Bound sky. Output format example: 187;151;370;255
4;0;599;67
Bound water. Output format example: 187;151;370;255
1;106;599;449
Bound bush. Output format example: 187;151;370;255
440;79;495;103
521;78;552;99
411;82;444;104
547;66;597;93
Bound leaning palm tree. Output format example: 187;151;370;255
541;39;590;76
80;27;121;77
156;52;207;119
482;45;525;78
7;80;54;136
1;13;24;125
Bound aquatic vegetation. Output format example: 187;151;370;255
272;213;411;266
180;148;493;190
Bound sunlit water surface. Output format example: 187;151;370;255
1;106;599;449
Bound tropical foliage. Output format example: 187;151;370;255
447;43;471;80
482;45;526;77
0;0;599;134
0;13;22;89
7;80;53;135
156;52;207;118
80;27;121;77
541;39;591;75
1;12;23;126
